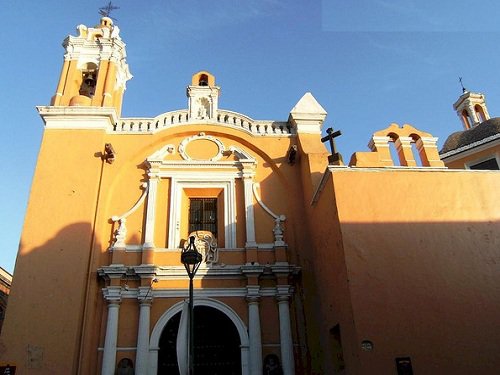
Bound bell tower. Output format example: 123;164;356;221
51;16;132;116
187;71;220;120
453;89;490;130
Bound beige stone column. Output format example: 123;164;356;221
135;289;153;375
101;287;122;375
247;285;263;375
277;286;295;375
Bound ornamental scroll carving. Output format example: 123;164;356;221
252;183;286;246
187;230;219;264
110;182;148;249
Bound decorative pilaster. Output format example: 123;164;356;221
135;287;153;375
277;286;295;375
143;175;159;251
247;286;263;375
243;172;257;248
101;287;122;375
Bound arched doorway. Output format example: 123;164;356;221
158;305;242;374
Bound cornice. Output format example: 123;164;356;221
37;106;118;130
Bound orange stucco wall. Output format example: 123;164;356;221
306;168;500;374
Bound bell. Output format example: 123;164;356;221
84;73;96;87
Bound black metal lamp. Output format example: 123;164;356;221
180;235;203;375
181;236;203;279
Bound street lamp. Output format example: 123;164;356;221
181;236;203;375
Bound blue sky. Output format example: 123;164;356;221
2;0;500;273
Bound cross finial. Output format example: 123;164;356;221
99;1;119;19
459;77;467;93
321;127;343;165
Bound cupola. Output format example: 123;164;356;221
453;89;490;130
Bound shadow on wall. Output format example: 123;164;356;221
0;222;107;374
302;217;500;375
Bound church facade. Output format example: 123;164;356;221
1;16;500;375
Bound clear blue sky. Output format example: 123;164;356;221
2;0;500;273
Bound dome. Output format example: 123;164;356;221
440;117;500;154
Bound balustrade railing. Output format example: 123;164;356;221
113;109;293;135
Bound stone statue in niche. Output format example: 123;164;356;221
115;358;134;375
263;354;283;375
187;230;218;264
196;97;211;119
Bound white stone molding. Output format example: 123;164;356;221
110;183;148;250
168;179;236;249
252;183;287;246
415;136;439;152
368;135;392;152
107;286;294;299
37;106;118;130
148;298;250;375
178;133;225;161
147;144;176;160
146;140;258;250
276;286;295;375
228;146;254;161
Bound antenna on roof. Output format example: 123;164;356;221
459;77;467;93
99;1;119;21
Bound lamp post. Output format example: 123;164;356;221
181;236;203;375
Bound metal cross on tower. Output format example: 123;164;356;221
321;127;343;165
99;1;120;19
459;77;467;93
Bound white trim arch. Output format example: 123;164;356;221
148;298;250;375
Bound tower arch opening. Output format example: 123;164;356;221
474;104;486;123
461;109;473;129
79;62;99;98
